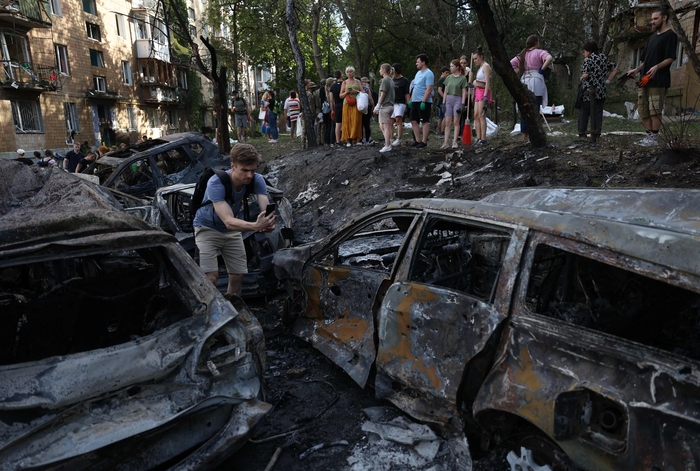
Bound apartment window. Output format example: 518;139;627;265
188;25;196;38
116;14;127;39
168;110;178;129
93;76;106;92
127;105;137;131
177;69;188;89
150;16;165;43
120;61;132;85
673;42;683;69
82;0;96;15
63;102;79;133
629;47;644;69
146;108;160;128
86;22;101;41
12;100;43;133
188;7;195;19
55;44;69;75
89;49;104;67
49;0;62;16
134;19;148;40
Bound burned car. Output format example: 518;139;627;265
0;161;270;470
90;132;229;198
140;182;293;297
274;189;700;470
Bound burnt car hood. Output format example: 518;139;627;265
0;161;270;470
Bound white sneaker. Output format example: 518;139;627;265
451;141;459;149
392;139;401;147
379;145;392;153
269;139;277;143
636;135;658;147
440;143;449;150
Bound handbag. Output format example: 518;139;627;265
322;101;331;114
574;83;584;109
346;94;357;106
258;108;266;120
357;92;369;113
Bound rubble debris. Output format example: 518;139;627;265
299;440;349;459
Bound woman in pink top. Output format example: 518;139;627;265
510;35;553;138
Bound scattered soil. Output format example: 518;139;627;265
223;127;700;470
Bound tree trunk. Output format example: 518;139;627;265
286;0;317;147
310;1;325;81
468;0;547;147
661;0;700;82
202;37;231;153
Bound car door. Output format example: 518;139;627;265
294;210;422;387
375;214;526;425
474;232;700;470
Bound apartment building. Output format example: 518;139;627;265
0;0;214;157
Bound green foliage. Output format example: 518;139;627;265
183;70;204;130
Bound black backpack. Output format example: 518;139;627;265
189;168;255;221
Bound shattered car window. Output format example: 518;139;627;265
155;148;192;184
114;159;157;197
335;216;414;273
0;247;194;365
526;244;700;360
189;143;203;155
410;219;509;301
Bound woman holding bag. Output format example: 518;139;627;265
340;66;362;146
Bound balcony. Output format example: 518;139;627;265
0;0;51;28
131;0;157;10
1;61;66;91
139;86;178;103
135;39;170;63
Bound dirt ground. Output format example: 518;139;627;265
223;123;700;471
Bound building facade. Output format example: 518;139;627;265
0;0;215;158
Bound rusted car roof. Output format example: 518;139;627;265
350;189;700;278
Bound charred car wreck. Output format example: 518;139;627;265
274;189;700;470
0;161;270;470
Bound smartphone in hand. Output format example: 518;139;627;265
265;203;277;216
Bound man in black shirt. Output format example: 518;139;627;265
64;142;85;172
391;63;411;146
627;6;677;147
329;70;343;145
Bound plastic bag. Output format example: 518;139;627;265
486;118;499;137
296;117;304;137
357;92;369;114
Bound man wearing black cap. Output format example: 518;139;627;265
231;90;251;143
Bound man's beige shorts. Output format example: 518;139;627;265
637;87;666;119
194;226;248;275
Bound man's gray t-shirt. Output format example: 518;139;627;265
193;171;268;231
380;76;395;106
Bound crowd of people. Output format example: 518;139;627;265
246;6;676;151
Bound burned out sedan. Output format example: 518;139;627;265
92;132;229;198
0;161;270;470
274;189;700;471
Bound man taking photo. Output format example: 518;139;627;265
193;144;275;298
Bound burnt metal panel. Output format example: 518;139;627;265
473;314;700;471
375;282;506;426
293;265;385;387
